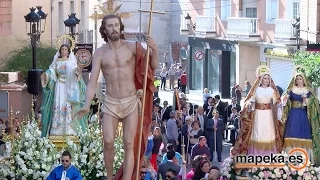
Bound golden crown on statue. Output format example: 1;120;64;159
55;34;76;51
255;64;270;77
293;65;306;75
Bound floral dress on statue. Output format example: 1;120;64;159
232;69;284;156
281;73;320;165
40;47;87;137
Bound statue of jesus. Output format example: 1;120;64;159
78;14;158;180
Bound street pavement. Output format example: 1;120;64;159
157;89;233;169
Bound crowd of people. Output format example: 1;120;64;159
140;81;246;180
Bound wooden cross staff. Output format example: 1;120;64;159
135;0;165;179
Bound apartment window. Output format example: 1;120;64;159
70;1;75;13
221;0;231;20
293;1;300;19
0;0;12;36
81;1;85;30
266;0;278;22
58;2;64;34
246;8;257;18
205;0;215;17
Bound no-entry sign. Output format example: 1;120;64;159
194;50;204;60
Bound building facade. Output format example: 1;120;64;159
0;0;51;66
51;0;93;45
180;0;301;97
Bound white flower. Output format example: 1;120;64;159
298;170;304;176
258;172;264;178
283;174;287;179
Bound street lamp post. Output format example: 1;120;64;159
24;6;47;116
184;14;193;94
64;13;80;40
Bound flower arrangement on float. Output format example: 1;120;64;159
247;152;320;180
220;152;320;180
0;117;125;179
220;156;238;180
248;162;320;180
63;120;124;179
0;120;60;180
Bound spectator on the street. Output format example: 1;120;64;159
188;121;203;156
192;159;210;180
203;88;211;104
231;83;237;98
169;65;176;89
150;127;162;171
165;168;178;180
161;143;183;166
180;71;187;94
158;150;181;180
186;155;209;179
191;136;211;160
243;80;251;97
145;130;154;160
235;85;242;105
160;68;168;90
154;76;160;97
166;111;179;150
205;166;221;180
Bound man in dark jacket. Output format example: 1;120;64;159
191;136;211;160
158;150;181;179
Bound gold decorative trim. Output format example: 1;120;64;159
283;138;312;149
249;140;276;151
56;34;76;51
49;135;80;150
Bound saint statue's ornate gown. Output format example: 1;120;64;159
41;52;87;137
282;74;320;165
248;87;279;155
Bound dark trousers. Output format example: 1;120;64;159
181;85;186;94
214;137;222;161
161;77;166;89
230;130;236;146
168;139;177;151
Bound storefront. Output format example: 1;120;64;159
187;37;236;98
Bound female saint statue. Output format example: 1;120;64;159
232;66;284;156
281;68;320;165
40;44;87;137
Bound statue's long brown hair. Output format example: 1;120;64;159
99;14;125;42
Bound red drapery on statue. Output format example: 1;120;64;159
114;42;155;180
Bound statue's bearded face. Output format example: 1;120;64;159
104;18;120;41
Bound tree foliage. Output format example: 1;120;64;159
3;44;57;77
294;51;320;87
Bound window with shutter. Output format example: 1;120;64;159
0;0;12;36
266;0;279;22
293;1;300;19
221;0;231;20
246;8;257;18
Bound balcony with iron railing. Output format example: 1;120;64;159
227;17;260;41
274;19;297;45
180;15;216;37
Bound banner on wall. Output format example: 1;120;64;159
74;44;93;72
